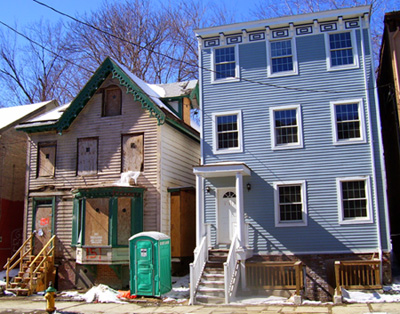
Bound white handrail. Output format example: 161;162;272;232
189;234;208;305
224;233;240;304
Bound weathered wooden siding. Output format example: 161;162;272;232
160;124;199;235
26;76;160;256
201;28;388;254
0;128;27;201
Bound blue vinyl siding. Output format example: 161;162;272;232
200;28;388;254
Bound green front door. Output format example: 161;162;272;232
136;240;154;295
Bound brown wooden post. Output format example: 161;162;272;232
375;262;381;286
294;261;302;296
6;258;10;289
335;261;341;296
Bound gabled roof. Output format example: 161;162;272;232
0;100;58;132
17;58;198;140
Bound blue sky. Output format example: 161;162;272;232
0;0;123;26
0;0;256;27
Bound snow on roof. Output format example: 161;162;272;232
129;231;170;241
16;103;71;129
112;60;176;117
150;80;198;98
0;101;55;130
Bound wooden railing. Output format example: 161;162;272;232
189;234;208;305
224;233;240;303
335;260;381;295
28;235;56;294
246;261;304;296
3;233;35;289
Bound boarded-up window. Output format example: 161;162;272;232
37;142;56;177
103;86;121;116
122;134;144;172
85;198;109;246
117;198;131;246
77;138;98;176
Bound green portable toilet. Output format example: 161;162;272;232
129;231;171;297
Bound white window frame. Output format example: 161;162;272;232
267;38;298;78
325;30;359;71
270;104;303;150
336;176;373;225
330;98;366;145
212;110;243;155
274;180;307;227
211;45;240;84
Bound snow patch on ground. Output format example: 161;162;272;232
60;284;127;304
162;275;190;303
4;272;400;305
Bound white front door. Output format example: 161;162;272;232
217;189;237;244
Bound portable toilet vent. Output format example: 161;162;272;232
129;231;171;297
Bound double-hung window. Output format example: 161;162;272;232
326;32;358;70
331;99;365;144
274;181;307;227
270;105;303;149
214;46;238;81
268;39;298;77
212;111;243;154
337;177;372;224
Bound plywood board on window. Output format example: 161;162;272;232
122;134;144;172
85;198;109;246
38;143;56;177
104;87;121;116
117;198;131;246
77;138;98;176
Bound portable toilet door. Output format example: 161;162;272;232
130;231;171;297
135;238;154;295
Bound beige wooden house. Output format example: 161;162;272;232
0;101;58;267
16;58;200;290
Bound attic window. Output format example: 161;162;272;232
102;86;122;117
37;142;56;177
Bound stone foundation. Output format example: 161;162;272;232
247;252;391;302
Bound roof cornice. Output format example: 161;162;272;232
195;5;371;38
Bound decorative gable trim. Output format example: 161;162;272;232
20;57;166;133
110;65;166;125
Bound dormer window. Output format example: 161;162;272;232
102;86;121;117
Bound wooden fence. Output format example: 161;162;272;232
246;261;303;295
335;260;381;295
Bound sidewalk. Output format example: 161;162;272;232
1;297;400;314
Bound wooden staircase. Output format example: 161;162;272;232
196;249;228;304
3;233;56;296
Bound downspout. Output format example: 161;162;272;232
198;36;204;166
360;15;389;280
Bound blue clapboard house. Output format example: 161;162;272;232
190;5;391;304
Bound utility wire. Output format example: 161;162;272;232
32;0;387;95
0;21;94;75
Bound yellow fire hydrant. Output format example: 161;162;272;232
44;283;57;314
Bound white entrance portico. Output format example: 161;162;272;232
193;162;251;254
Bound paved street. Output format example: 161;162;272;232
1;298;400;314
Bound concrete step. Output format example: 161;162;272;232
203;273;224;281
195;294;225;304
199;280;224;288
205;261;224;269
197;286;225;298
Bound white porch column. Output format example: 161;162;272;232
235;172;245;247
196;174;204;247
